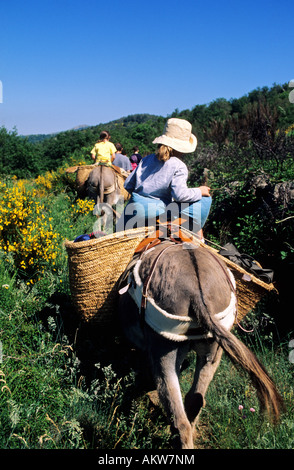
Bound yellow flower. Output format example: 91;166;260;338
0;179;61;276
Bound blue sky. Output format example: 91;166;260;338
0;0;293;135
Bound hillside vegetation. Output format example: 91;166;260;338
0;83;293;450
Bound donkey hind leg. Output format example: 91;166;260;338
184;340;223;432
147;331;193;449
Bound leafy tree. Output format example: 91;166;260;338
0;127;40;177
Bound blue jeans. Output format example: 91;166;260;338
177;196;212;232
115;193;166;232
115;193;212;233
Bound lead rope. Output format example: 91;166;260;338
236;320;254;333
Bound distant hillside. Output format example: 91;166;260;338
70;125;90;131
25;125;90;143
25;114;160;144
2;83;294;178
25;133;57;144
107;114;159;126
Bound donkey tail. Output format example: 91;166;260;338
99;164;104;204
206;316;285;422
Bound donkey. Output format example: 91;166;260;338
86;165;123;229
66;164;126;230
86;165;121;206
118;240;284;449
66;164;123;203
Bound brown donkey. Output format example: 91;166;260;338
86;165;123;230
118;241;284;449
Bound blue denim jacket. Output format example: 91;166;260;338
124;153;201;205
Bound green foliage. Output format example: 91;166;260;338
0;127;41;178
0;82;293;450
0;168;292;450
188;339;294;449
0;260;171;449
1;82;293;178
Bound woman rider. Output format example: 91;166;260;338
115;118;211;240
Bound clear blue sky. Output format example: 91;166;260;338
0;0;293;135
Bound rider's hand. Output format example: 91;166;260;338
199;186;211;197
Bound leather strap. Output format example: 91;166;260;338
140;243;177;325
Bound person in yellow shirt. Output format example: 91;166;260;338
90;131;117;165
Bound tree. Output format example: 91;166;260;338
0;127;40;177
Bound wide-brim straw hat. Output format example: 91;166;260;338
153;118;197;153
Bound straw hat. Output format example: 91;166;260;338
153;118;197;153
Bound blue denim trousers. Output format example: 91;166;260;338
115;192;212;233
177;196;212;232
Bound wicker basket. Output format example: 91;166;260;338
75;165;96;193
198;241;276;323
65;227;155;324
117;173;130;201
65;226;276;326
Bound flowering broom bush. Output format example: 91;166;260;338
71;198;95;217
34;171;55;194
0;180;60;280
34;165;78;197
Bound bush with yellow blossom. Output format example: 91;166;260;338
0;180;60;279
34;165;78;196
71;198;95;218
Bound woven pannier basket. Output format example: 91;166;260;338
65;225;276;326
199;241;276;323
117;173;130;201
65;227;155;324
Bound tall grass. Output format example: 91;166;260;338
180;327;294;449
196;344;293;449
0;168;293;449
